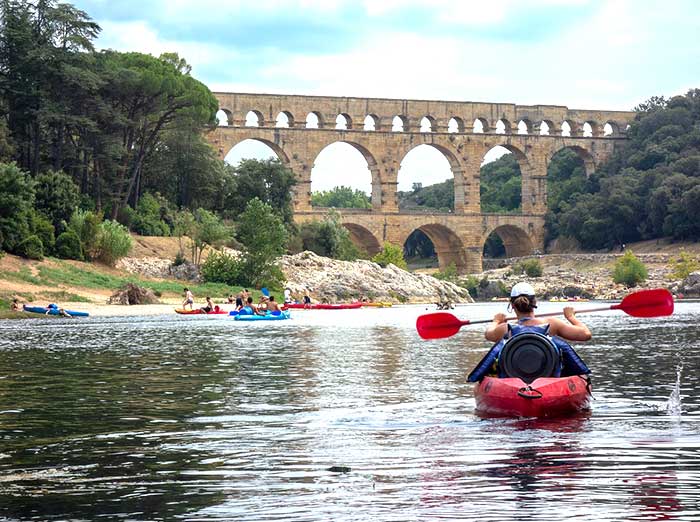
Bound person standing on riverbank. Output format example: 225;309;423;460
182;288;194;310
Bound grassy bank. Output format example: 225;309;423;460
0;256;253;313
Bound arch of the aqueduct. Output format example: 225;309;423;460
207;92;634;272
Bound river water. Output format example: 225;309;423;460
1;301;699;521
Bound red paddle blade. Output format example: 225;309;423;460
614;288;674;317
416;313;470;340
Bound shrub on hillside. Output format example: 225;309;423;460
201;251;243;285
372;242;408;270
69;210;102;260
55;230;84;260
130;193;172;236
434;262;458;282
97;220;132;266
17;235;44;260
612;250;648;287
513;258;543;277
30;212;55;255
297;213;363;260
669;250;700;280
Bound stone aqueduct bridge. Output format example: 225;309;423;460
206;92;635;273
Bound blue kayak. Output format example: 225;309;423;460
23;304;90;317
234;310;291;321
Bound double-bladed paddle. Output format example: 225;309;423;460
416;288;675;340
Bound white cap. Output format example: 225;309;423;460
510;282;535;297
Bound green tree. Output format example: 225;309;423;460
95;51;218;217
142;126;229;210
480;154;522;213
68;209;102;260
398;178;454;212
297;211;363;260
97;219;132;266
0;162;35;253
311;186;371;209
372;242;408;270
189;208;229;266
223;158;296;224
553;89;700;248
236;198;287;287
0;0;99;174
130;192;171;236
612;250;648;287
200;251;242;285
34;170;80;231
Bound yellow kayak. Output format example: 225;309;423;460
360;302;393;308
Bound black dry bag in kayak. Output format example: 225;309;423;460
498;331;561;384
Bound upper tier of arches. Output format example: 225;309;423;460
214;92;634;138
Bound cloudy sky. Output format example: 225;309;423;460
72;0;700;192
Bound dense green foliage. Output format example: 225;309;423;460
372;242;408;270
612;251;648;287
200;251;242;286
312;186;371;209
55;230;83;260
0;162;35;253
96;220;132;266
297;212;363;260
398;180;454;212
557;90;700;248
34;171;81;232
480;155;522;213
129;193;173;237
224;159;296;224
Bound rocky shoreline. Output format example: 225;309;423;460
114;250;700;304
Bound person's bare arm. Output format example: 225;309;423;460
485;313;508;342
548;307;592;341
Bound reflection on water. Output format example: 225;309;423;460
0;303;699;521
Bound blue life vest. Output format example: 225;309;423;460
467;321;590;382
238;306;254;315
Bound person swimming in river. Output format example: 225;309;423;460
485;282;592;343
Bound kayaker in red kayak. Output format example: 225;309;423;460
200;296;214;314
485;282;592;343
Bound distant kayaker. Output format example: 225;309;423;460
283;287;292;304
10;298;20;311
182;288;194;310
200;296;214;313
303;291;311;308
485;282;592;343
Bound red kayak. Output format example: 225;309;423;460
282;303;363;310
474;376;591;418
174;307;228;315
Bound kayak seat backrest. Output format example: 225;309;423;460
498;332;561;384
